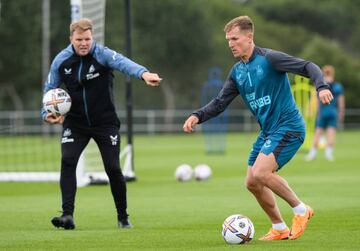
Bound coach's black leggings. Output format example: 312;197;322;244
60;124;127;218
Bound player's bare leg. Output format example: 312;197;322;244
246;167;284;224
246;167;290;240
312;128;324;149
251;153;314;240
252;153;300;207
325;128;336;161
306;128;323;161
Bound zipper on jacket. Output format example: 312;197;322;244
247;72;253;87
243;61;253;87
82;88;91;126
78;58;91;126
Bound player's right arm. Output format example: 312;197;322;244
266;49;333;105
183;74;239;133
41;57;64;124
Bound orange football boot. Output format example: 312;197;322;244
259;228;290;241
289;205;314;240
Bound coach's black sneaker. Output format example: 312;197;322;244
51;214;75;230
118;217;133;229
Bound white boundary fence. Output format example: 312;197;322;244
0;109;257;134
1;108;360;184
1;109;360;135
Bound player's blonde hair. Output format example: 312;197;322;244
70;18;93;36
322;65;335;77
224;16;254;33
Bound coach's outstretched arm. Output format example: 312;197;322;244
142;72;162;86
97;47;162;87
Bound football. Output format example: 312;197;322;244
43;88;71;116
174;164;193;182
193;164;212;181
222;214;255;245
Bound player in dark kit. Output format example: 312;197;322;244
42;18;162;229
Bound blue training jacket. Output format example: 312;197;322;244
42;42;148;127
193;46;329;135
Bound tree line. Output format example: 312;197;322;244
0;0;359;111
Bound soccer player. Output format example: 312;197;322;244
306;65;345;161
183;16;333;240
42;18;162;230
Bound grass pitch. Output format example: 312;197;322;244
1;131;360;250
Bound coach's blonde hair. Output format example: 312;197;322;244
224;16;254;33
70;18;93;36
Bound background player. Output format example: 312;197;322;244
306;65;345;161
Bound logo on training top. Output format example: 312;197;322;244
246;92;256;101
235;73;243;86
64;68;72;75
63;128;72;137
89;64;95;73
110;135;118;146
112;51;117;60
256;65;264;77
86;64;100;80
234;64;249;87
264;139;271;148
62;128;74;144
246;92;271;110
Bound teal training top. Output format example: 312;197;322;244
193;46;329;135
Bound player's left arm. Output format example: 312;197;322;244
266;50;333;105
98;46;162;86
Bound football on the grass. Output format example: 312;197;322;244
222;214;255;245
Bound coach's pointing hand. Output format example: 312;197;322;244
183;115;199;133
142;72;162;86
319;89;333;105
